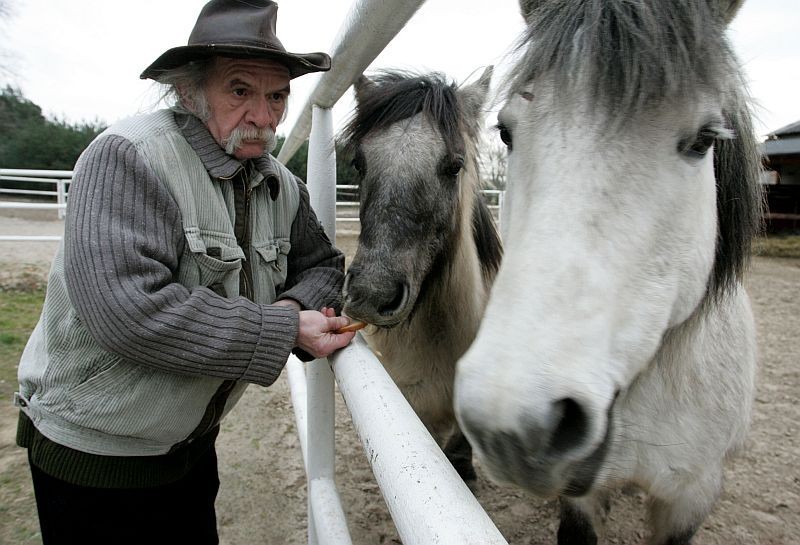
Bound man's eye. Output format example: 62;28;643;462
233;88;247;97
270;93;286;103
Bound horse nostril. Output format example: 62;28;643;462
377;281;408;316
546;398;589;457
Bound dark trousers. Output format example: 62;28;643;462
28;448;220;545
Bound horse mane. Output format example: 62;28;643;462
472;193;503;282
340;71;467;158
712;84;765;301
509;0;764;299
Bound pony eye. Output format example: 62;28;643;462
443;157;464;178
351;156;365;175
498;124;513;151
679;128;718;159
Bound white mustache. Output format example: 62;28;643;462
223;126;277;156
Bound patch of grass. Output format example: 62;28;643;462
0;290;45;403
754;234;800;259
0;288;44;545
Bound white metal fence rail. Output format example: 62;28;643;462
0;172;366;241
0;175;501;240
0;168;71;222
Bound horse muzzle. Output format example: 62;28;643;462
342;267;412;327
456;392;616;498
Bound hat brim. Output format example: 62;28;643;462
140;45;331;80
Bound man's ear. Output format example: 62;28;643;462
176;84;195;113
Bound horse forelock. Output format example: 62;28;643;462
340;71;467;160
509;0;736;121
509;0;764;301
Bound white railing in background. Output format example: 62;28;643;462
0;173;502;239
280;0;508;544
0;169;71;220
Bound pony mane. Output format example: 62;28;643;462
510;0;764;299
340;71;467;158
472;194;503;282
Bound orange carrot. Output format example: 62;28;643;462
335;320;368;334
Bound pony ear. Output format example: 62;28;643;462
703;0;745;23
519;0;544;24
458;66;493;118
353;75;375;104
716;0;746;23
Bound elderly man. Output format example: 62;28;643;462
14;1;355;543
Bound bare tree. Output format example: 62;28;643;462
0;0;15;78
478;131;507;191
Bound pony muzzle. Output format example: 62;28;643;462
342;269;411;326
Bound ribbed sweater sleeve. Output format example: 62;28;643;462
279;177;345;312
64;134;298;387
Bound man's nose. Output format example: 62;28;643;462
247;96;278;129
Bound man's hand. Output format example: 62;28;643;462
296;309;357;358
274;300;357;358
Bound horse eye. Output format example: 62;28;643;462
444;157;464;178
498;124;513;151
679;128;717;159
351;156;365;175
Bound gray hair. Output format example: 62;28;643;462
153;59;213;121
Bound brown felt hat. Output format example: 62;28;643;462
140;0;331;80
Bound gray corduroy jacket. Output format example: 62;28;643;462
15;110;344;457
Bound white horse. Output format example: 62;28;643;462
340;68;502;481
454;1;763;543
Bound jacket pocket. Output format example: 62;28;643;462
192;250;242;297
178;229;245;298
254;239;291;294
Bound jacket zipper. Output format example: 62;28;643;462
239;177;254;301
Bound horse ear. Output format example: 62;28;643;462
458;66;493;118
353;75;375;104
716;0;746;23
519;0;544;24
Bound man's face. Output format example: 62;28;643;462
203;57;290;160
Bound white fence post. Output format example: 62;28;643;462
56;178;67;220
304;105;353;545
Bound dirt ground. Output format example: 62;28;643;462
0;211;797;544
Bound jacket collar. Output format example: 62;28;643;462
175;111;282;199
